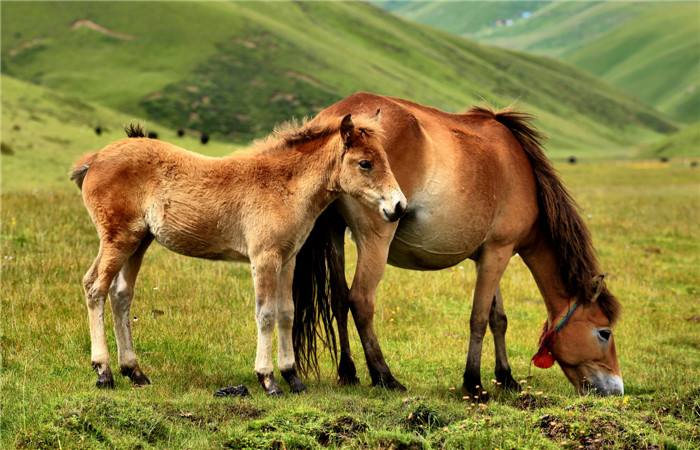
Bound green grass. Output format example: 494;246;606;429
384;1;700;123
2;81;699;450
1;1;675;150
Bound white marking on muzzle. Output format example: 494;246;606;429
379;189;407;221
592;373;624;396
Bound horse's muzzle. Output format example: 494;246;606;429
587;373;624;396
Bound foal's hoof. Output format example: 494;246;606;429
94;365;114;389
257;372;284;396
121;366;151;387
214;384;250;398
462;383;490;403
281;367;307;394
495;369;521;392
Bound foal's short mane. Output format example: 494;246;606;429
469;106;620;323
253;116;383;154
125;123;145;138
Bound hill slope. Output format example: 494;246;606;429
382;1;699;122
1;1;674;153
641;122;700;158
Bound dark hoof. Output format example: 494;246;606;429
257;372;284;396
338;355;360;386
281;367;307;394
462;383;490;403
214;384;250;398
93;364;114;389
495;368;521;392
120;366;151;386
372;375;407;391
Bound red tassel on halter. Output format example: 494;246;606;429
532;328;556;369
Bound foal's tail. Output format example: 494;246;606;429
292;206;345;378
473;107;619;319
70;153;97;190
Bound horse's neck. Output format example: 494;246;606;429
521;239;576;324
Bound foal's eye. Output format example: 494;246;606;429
358;160;373;170
597;329;612;343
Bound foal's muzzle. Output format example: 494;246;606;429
380;190;407;222
586;373;624;396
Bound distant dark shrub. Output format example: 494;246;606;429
147;131;159;139
660;156;670;163
568;156;577;164
200;133;209;144
94;126;102;135
1;141;14;155
690;161;698;168
177;129;185;137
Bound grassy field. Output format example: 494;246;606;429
1;2;674;149
383;1;700;123
2;89;700;449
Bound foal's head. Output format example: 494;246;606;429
535;276;623;396
336;114;406;222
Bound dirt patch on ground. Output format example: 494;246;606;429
71;19;135;40
317;415;368;446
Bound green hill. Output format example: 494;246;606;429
1;1;674;154
641;122;700;158
0;75;234;192
382;1;700;123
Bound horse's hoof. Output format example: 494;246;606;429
214;384;250;398
338;375;360;386
281;367;307;394
338;356;359;386
121;366;151;386
372;375;407;391
495;368;521;392
257;371;284;396
462;383;490;403
94;365;114;389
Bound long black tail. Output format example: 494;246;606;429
292;206;347;377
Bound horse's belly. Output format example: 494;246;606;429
388;204;489;271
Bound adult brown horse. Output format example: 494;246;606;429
71;114;406;395
292;93;623;399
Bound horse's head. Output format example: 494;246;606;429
533;275;623;396
336;113;406;222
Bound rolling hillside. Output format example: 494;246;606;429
1;1;675;153
641;122;700;158
382;1;700;123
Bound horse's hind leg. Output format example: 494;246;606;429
83;242;133;388
109;235;153;386
489;287;520;391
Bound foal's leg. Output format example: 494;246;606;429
83;243;134;388
276;262;306;393
109;235;153;386
463;245;513;401
488;287;520;391
252;254;284;396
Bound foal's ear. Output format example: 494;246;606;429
374;108;382;121
340;114;354;149
591;273;607;302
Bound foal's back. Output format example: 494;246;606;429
78;138;250;261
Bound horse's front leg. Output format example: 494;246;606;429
345;215;404;390
463;245;513;402
277;261;306;393
252;254;284;396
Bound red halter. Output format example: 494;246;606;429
532;302;579;369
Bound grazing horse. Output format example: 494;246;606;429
70;114;406;395
292;93;623;399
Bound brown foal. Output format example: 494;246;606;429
71;114;406;395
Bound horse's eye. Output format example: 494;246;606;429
597;329;612;342
358;160;373;170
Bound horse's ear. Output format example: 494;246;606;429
340;114;354;149
591;273;606;302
